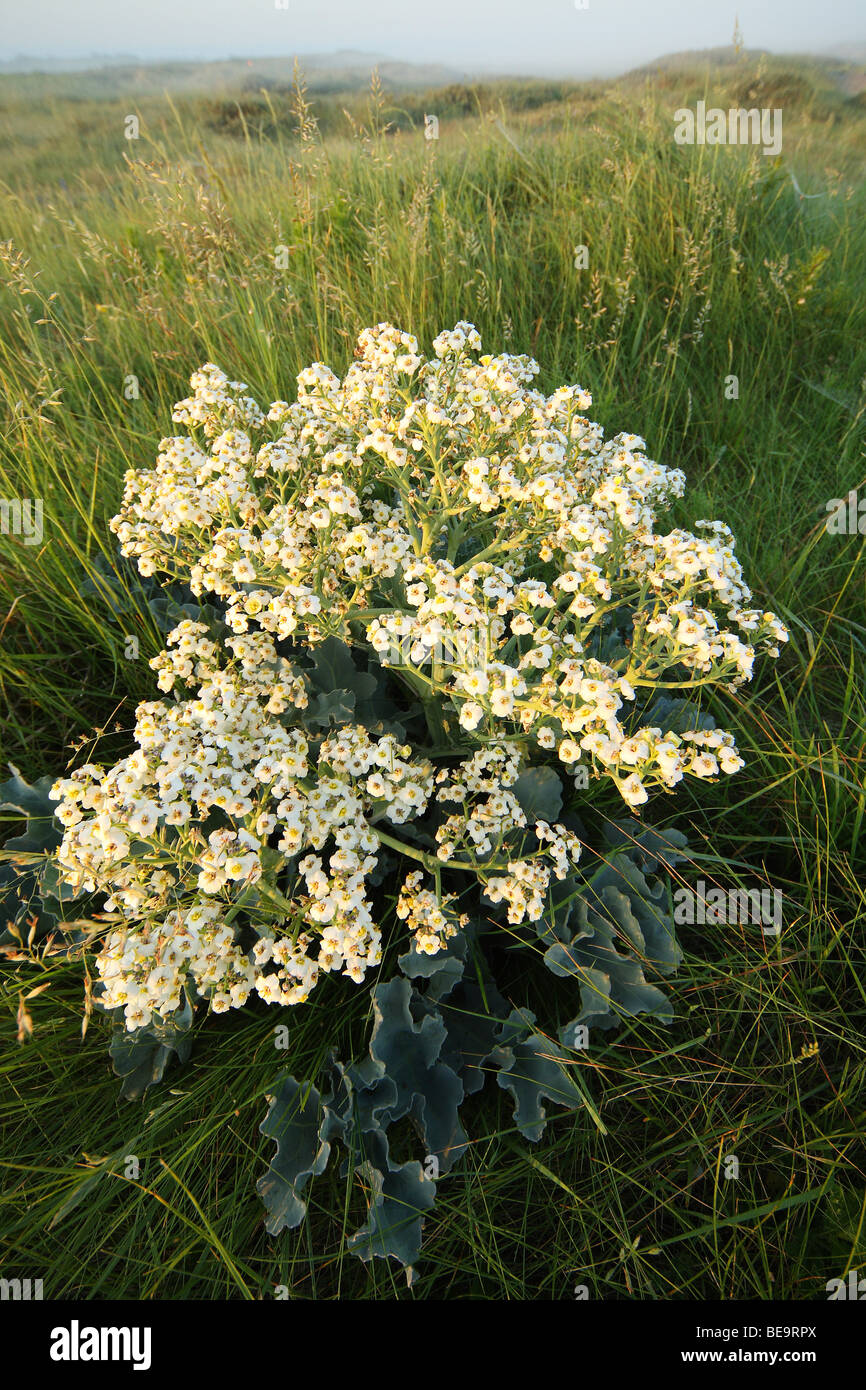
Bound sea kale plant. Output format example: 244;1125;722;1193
41;321;787;1272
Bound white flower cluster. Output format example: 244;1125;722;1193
434;744;583;922
110;322;786;810
396;870;465;956
171;364;265;438
50;644;435;1025
52;323;787;1030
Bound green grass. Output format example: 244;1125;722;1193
0;57;864;1299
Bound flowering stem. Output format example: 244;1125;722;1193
373;827;477;874
452;527;533;577
629;674;731;689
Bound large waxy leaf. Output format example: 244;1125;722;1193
401;929;509;1096
434;978;504;1096
257;1078;337;1233
642;695;718;736
307;687;357;728
547;928;674;1032
305;636;409;738
535;873;582;948
589;859;682;975
366;977;468;1172
307;637;377;702
346;1127;437;1275
0;766;58;825
541;866;679;1032
512;765;563;824
329;1056;398;1138
109;998;194;1100
256;824;690;1270
258;1039;447;1269
536;826;688;1033
257;921;595;1271
601;818;690;874
80;551;226;638
398;929;469;1002
0;764;85;946
259;936;484;1269
491;1009;587;1142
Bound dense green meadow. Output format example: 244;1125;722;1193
0;53;864;1299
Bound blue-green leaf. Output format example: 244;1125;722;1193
492;1009;586;1141
512;765;563;824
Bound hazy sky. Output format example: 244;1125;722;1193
2;0;864;75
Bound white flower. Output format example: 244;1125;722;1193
619;774;648;807
459;701;484;731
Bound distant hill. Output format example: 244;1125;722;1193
2;43;864;100
0;53;141;72
623;45;866;99
627;44;859;76
820;42;866;64
625;45;763;75
0;51;466;95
